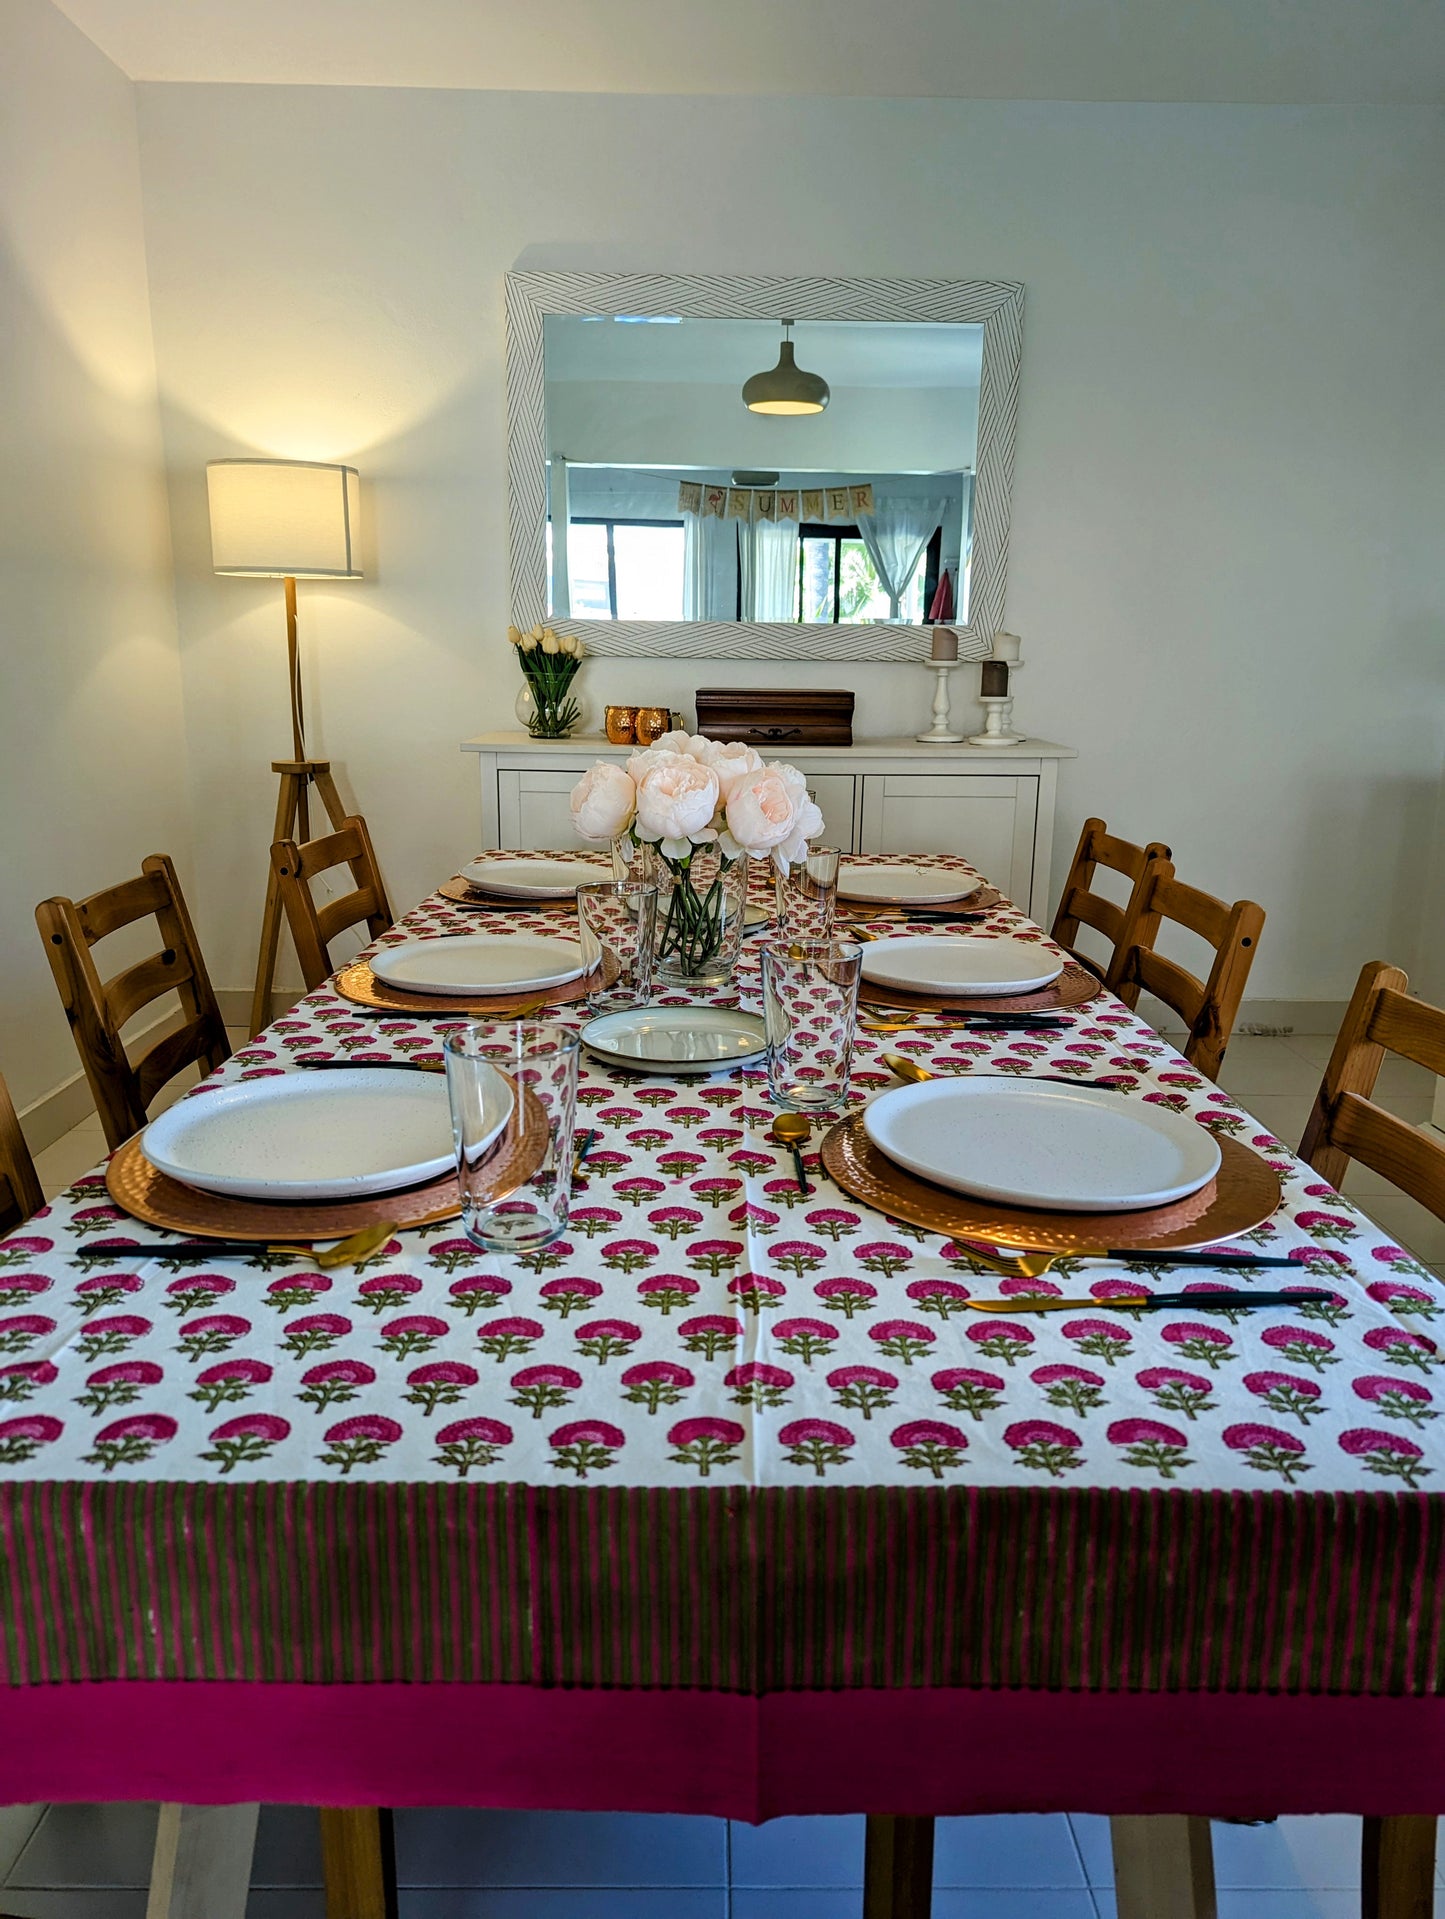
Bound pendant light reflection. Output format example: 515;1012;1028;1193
741;319;830;416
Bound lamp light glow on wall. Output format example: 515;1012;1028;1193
741;319;830;416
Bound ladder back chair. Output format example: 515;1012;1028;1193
0;1072;43;1234
1104;855;1264;1082
36;855;230;1151
1050;817;1172;980
271;814;393;992
1297;964;1440;1919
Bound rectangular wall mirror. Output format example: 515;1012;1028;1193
506;273;1024;662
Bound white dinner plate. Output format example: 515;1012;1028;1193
581;1008;769;1075
371;933;587;997
859;935;1063;998
864;1078;1221;1212
461;857;600;899
839;864;983;907
141;1067;507;1201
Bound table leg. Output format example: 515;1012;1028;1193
145;1803;259;1919
320;1806;397;1919
863;1814;934;1919
1110;1815;1216;1919
1362;1815;1437;1919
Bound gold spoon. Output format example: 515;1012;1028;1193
846;925;880;942
269;1221;400;1268
768;1112;814;1194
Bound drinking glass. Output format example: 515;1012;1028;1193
444;1020;580;1253
576;880;658;1014
760;938;862;1113
774;846;841;939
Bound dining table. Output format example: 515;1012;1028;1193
0;849;1440;1917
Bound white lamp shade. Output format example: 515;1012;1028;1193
207;459;362;578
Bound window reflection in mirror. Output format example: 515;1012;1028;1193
542;315;980;626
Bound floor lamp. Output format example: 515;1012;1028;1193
206;458;363;1035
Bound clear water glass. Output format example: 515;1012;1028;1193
444;1020;580;1253
775;845;841;939
761;937;862;1113
576;880;658;1014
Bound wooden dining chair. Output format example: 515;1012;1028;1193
1050;816;1172;979
1297;958;1441;1917
35;855;231;1152
0;1072;43;1236
270;814;393;991
1104;855;1264;1081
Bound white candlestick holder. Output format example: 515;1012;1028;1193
967;646;1026;746
915;661;964;743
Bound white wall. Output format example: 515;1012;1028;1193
131;86;1445;1003
0;0;191;1121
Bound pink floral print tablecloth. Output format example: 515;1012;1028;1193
0;852;1439;1698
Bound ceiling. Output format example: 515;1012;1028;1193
544;319;984;390
51;0;1445;103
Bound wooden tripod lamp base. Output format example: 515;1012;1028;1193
250;757;350;1036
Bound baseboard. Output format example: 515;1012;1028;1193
1148;997;1349;1040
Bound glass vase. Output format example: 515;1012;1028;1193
648;843;749;990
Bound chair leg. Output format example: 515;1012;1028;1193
863;1814;934;1919
145;1804;259;1919
1110;1815;1216;1919
1362;1815;1437;1919
320;1806;397;1919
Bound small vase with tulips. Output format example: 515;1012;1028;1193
508;623;586;738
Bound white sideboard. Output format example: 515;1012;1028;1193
461;733;1076;922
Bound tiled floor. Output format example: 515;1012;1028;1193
11;1030;1445;1915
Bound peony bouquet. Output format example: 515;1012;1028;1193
570;731;824;984
508;623;586;738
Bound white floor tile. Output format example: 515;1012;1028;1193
393;1808;726;1888
729;1814;863;1888
1355;1192;1445;1264
0;1809;45;1883
732;1896;1094;1919
1218;1039;1324;1099
934;1813;1087;1888
32;1121;108;1200
10;1802;157;1886
1226;1094;1314;1151
1070;1814;1367;1892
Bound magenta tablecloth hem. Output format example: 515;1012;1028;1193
0;1684;1441;1818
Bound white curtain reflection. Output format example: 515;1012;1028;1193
858;494;948;618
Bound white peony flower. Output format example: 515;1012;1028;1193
695;738;764;801
723;765;800;859
633;755;720;858
769;764;824;871
569;762;636;842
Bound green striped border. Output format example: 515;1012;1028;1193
0;1483;1440;1694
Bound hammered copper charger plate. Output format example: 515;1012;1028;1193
839;884;1002;919
821;1113;1281;1253
106;1082;549;1241
334;948;619;1016
437;876;579;912
857;956;1103;1017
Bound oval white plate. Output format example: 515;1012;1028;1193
582;1008;768;1075
372;934;586;996
840;865;983;907
461;857;600;898
142;1067;507;1201
864;1078;1221;1212
860;935;1062;998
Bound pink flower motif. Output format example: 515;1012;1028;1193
0;1414;63;1453
284;1312;352;1355
551;1419;625;1448
265;1273;327;1303
179;1313;250;1350
966;1318;1033;1344
380;1314;449;1358
95;1413;176;1443
814;1277;877;1316
211;1413;289;1443
1108;1418;1186;1446
1339;1426;1421;1457
1065;1317;1132;1343
1351;1373;1433;1419
621;1358;694;1412
1224;1421;1306;1453
1362;1326;1438;1365
326;1415;402;1443
1033;1363;1101;1385
1366;1281;1438;1316
476;1315;545;1362
867;1320;936;1364
1006;1419;1081;1448
905;1278;973;1315
669;1415;745;1446
891;1419;968;1448
513;1363;583;1390
727;1362;794;1404
303;1358;374;1385
437;1416;512;1445
1371;1244;1422;1270
778;1417;855;1475
998;1275;1061;1298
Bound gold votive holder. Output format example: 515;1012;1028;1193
605;705;638;745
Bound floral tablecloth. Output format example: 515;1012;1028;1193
0;852;1441;1815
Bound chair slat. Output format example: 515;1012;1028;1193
1130;949;1207;1028
1368;988;1445;1080
272;816;393;992
1331;1092;1445;1211
0;1073;42;1234
36;855;229;1150
1050;817;1170;980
